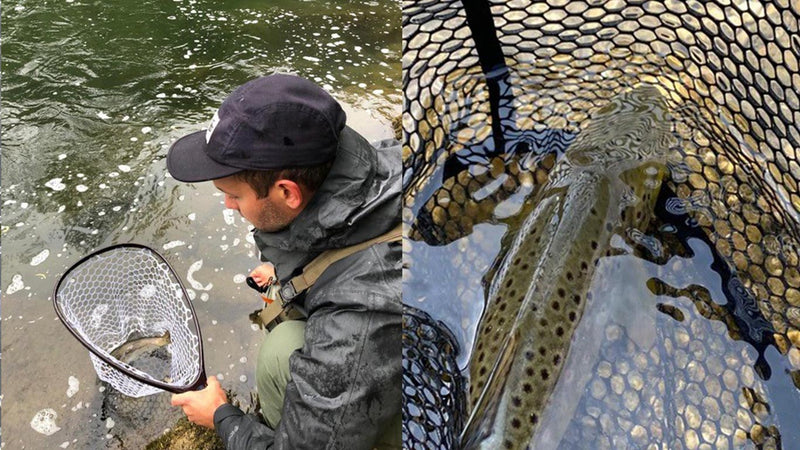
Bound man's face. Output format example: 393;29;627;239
212;176;295;232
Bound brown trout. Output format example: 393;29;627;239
462;85;675;449
110;330;171;363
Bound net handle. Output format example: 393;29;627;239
53;243;207;394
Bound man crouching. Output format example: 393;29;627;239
166;73;402;449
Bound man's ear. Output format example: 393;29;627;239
273;179;305;210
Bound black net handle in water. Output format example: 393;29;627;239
53;243;207;394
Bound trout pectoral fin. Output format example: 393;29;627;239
461;332;518;449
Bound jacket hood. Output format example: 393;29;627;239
254;126;401;280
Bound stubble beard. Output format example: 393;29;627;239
253;205;292;233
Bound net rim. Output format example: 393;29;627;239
53;242;207;394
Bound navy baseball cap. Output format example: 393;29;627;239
167;74;347;182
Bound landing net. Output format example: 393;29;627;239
54;244;205;397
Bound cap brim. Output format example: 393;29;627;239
166;131;243;182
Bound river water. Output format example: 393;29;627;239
1;0;399;448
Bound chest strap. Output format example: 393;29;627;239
260;223;403;327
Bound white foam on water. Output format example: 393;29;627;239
156;93;166;98
139;284;157;299
58;205;66;213
303;56;320;62
6;274;24;295
118;165;131;173
188;213;196;221
187;260;213;290
45;178;67;191
60;442;70;448
66;376;79;398
31;409;61;435
58;153;67;160
163;241;186;250
222;209;235;225
200;293;209;302
76;185;88;192
96;112;110;120
233;274;246;284
141;127;152;134
30;249;50;266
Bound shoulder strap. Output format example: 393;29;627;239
279;223;403;302
260;223;402;328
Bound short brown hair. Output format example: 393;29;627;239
232;160;334;198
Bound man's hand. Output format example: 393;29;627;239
171;376;229;429
249;263;277;288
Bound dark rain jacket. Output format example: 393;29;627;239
213;126;403;449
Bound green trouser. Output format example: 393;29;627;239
256;320;402;448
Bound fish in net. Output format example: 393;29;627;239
54;244;206;398
402;0;800;448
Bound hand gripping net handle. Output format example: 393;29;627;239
53;243;206;397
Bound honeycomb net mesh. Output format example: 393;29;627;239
55;246;202;398
402;0;800;448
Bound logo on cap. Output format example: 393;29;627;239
206;110;221;144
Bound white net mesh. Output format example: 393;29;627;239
55;245;203;398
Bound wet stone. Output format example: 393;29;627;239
714;435;730;449
740;365;755;386
631;424;648;446
736;408;753;430
675;349;689;370
599;413;614;435
591;379;608;399
701;420;718;443
750;424;765;444
788;330;800;348
685;429;700;449
605;324;623;341
686;404;702;429
627;370;644;391
597;361;613;378
722;370;739;390
685;383;704;406
687;361;706;382
719;414;736;437
706;356;725;376
787;347;800;368
733;429;748;446
721;391;737;415
623;390;640;412
611;375;625;395
702;396;722;421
